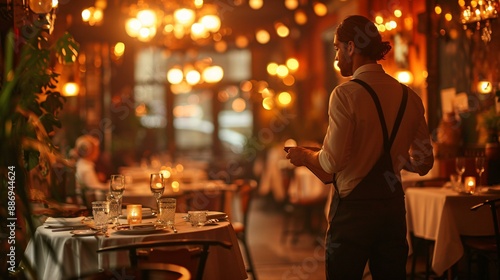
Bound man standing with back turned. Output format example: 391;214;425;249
285;15;434;279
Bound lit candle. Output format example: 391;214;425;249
464;176;476;194
127;204;142;224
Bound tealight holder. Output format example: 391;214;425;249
464;176;476;194
127;204;142;224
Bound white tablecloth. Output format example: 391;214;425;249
405;187;500;276
24;214;247;280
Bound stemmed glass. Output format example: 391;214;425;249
455;157;466;182
150;173;165;219
109;174;125;225
110;174;125;198
475;156;486;189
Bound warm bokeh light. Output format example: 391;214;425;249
185;69;201;85
267;62;278;75
200;14;221;32
477;80;493;94
235;35;249;48
62;82;79;97
262;97;274;110
434;5;442;15
249;0;263;9
125;18;141;37
394;9;402;18
167;68;184;84
277;91;292;106
445;13;453;21
137;9;156;27
214;40;227;53
232;98;247;112
286;58;299;72
174;8;195;27
395;70;414;84
294;10;307;25
276;64;289;78
113;42;125;57
285;0;299;10
240;80;253;92
313;2;328;16
275;23;290;38
256;29;270;44
282;75;295;86
202;65;224;83
375;16;383;24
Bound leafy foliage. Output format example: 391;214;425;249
1;20;79;279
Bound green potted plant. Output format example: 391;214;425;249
1;19;79;278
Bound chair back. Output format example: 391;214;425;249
234;179;257;229
471;197;500;261
97;239;232;280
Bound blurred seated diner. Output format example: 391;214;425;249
71;134;109;207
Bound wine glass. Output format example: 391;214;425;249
110;174;125;199
455;157;466;181
475;156;486;189
109;174;125;224
150;173;165;218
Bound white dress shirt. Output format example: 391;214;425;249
318;63;434;198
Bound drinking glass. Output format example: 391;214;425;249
157;197;176;227
106;193;121;226
92;201;110;234
150;173;165;215
455;157;466;180
109;175;125;225
110;174;125;199
475;156;486;189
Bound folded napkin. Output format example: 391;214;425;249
44;217;84;227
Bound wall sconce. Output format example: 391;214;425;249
62;82;79;97
29;0;56;14
477;80;493;94
395;70;414;85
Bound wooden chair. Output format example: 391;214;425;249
72;263;191;280
97;239;232;280
281;167;328;245
462;198;500;279
232;179;258;280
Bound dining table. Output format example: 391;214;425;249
405;185;500;276
23;213;248;280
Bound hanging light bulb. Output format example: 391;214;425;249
167;68;184;84
29;0;53;14
174;8;196;27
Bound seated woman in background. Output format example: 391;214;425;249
71;135;108;205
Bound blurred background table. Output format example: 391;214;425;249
405;186;500;276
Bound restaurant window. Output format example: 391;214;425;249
134;47;252;154
174;88;213;151
218;84;253;154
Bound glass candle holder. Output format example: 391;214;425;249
464;176;476;194
127;204;142;224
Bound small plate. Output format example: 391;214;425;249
71;229;97;236
114;226;168;235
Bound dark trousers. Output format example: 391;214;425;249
325;196;408;280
